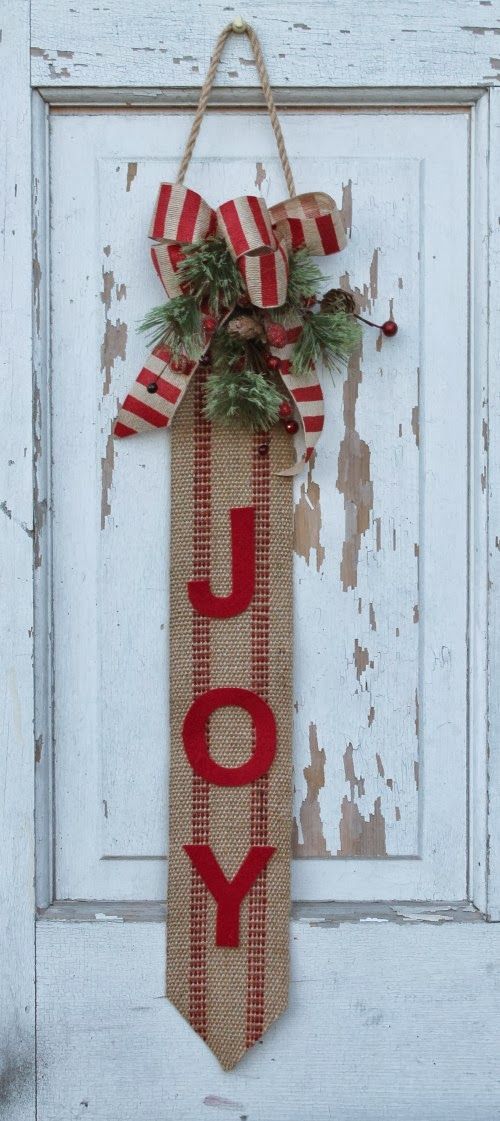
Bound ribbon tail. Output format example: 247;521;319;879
271;323;325;477
114;345;197;438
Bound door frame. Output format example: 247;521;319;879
2;4;500;1118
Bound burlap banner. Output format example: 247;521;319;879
112;18;354;1070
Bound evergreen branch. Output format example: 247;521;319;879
138;296;203;357
292;309;361;376
204;369;283;432
177;238;244;313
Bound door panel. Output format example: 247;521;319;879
49;109;468;902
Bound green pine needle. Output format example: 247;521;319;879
292;309;361;376
285;248;324;307
177;238;244;314
138;295;203;358
204;369;283;432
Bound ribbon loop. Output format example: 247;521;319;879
115;183;346;474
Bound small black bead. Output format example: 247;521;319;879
199;354;210;367
258;443;270;457
147;381;158;394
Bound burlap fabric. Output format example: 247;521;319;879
167;367;293;1069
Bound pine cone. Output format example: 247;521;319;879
321;288;356;315
226;315;265;341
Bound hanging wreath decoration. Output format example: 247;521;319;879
114;19;397;1071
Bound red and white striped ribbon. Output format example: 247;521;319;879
114;183;345;470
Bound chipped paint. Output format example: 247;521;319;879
343;743;365;799
336;347;373;591
126;161;137;192
254;161;266;190
353;638;370;680
293;453;325;572
35;735;43;764
411;404;420;446
368;705;375;727
338;795;387;856
100;429;115;531
101;261;127;396
369;602;376;630
293;723;330;857
203;1096;245;1112
340;179;352;238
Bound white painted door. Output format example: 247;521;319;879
3;4;500;1119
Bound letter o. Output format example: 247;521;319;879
182;687;276;786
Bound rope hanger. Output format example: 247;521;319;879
176;18;296;198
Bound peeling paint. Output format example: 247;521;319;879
293;723;330;857
101;262;127;396
411;404;420;447
337;346;373;591
343;743;365;799
369;602;376;630
338;795;387;857
368;706;375;727
203;1096;244;1112
126;161;137;192
376;753;385;778
340;179;352;238
293;453;325;572
353;638;369;680
35;735;43;764
254;161;266;190
100;429;115;530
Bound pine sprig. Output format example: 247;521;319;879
138;295;203;358
292;309;361;377
177;238;244;314
204;369;283;432
285;249;324;308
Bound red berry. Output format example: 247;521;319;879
170;355;189;373
203;315;218;333
265;322;287;348
278;400;293;419
284;419;299;435
265;354;280;371
381;319;398;337
237;292;252;307
303;295;317;308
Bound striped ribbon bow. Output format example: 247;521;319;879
114;184;347;474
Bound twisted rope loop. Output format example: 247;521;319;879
177;23;296;198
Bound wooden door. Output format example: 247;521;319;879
3;4;500;1119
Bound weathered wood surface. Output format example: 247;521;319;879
36;915;500;1121
48;109;468;902
0;3;36;1118
487;87;500;919
31;0;500;90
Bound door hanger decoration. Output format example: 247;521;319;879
114;21;397;1070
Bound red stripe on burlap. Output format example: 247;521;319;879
178;188;203;244
123;395;169;428
136;368;182;404
151;183;172;240
188;367;212;1041
303;414;324;432
316;213;340;254
113;420;135;437
292;384;323;402
247;195;274;248
259;253;278;309
245;435;271;1048
218;200;250;257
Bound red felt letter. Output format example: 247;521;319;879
184;844;276;947
182;686;276;786
187;506;255;618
